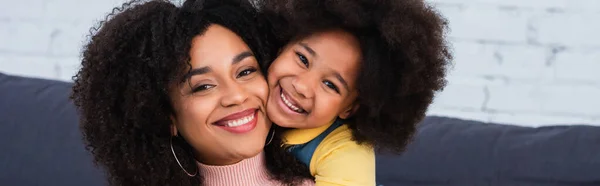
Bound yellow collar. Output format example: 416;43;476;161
282;121;335;145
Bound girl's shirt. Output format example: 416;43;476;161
283;119;376;186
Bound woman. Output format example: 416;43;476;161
71;0;311;185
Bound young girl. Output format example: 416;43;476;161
259;0;452;185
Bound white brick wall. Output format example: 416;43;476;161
0;0;129;81
427;0;600;126
0;0;598;126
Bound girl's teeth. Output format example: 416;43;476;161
225;114;254;127
280;91;304;113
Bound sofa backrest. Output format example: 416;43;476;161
2;72;599;186
376;116;600;186
0;73;106;186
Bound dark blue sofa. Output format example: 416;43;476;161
1;72;599;186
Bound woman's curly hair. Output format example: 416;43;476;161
259;0;452;153
71;0;310;185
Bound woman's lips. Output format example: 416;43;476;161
213;109;259;134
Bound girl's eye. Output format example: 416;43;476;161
295;52;309;67
237;68;258;78
323;80;340;93
192;84;215;92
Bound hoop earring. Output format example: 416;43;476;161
265;129;275;146
170;136;198;177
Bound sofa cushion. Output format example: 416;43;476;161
376;116;600;186
0;73;106;186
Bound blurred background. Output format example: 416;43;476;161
1;0;598;127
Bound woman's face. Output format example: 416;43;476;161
169;24;270;165
266;30;362;129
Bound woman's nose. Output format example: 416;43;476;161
220;83;249;107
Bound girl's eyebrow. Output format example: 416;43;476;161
298;42;350;91
333;72;350;91
298;42;317;57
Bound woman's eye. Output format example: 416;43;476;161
192;84;215;92
323;81;339;93
237;68;257;78
295;52;309;67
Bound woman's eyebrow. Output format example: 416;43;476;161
182;66;212;82
180;50;252;83
232;51;253;65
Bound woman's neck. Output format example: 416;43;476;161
194;153;243;166
196;152;274;185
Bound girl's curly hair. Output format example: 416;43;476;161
258;0;452;153
71;0;310;185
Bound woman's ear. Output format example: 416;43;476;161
170;116;178;136
338;103;359;119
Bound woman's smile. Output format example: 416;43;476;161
213;108;259;134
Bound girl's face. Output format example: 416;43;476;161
169;24;270;165
266;30;362;129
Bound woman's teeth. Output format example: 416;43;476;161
280;91;304;113
225;114;254;127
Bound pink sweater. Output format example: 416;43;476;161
197;152;314;186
